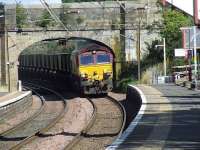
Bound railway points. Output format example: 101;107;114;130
108;84;200;150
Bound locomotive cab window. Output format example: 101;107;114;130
80;55;94;65
96;54;110;64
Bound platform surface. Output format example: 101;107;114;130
0;91;30;107
116;84;200;150
0;92;8;97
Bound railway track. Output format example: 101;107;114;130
65;95;126;150
0;82;67;150
0;86;45;136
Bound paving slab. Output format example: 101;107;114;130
153;84;200;150
112;84;200;150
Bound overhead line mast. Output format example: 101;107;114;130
40;0;71;34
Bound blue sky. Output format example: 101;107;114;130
0;0;61;5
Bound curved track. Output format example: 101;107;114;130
0;86;45;136
65;95;126;150
0;83;67;150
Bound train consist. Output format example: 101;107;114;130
19;37;115;94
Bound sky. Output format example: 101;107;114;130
0;0;62;5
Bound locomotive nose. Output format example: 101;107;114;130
93;71;97;76
93;71;99;80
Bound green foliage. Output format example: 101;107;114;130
141;63;163;84
161;10;193;64
142;40;163;71
76;16;84;24
22;41;74;55
16;3;27;28
115;77;137;93
36;10;52;28
143;9;193;74
60;6;75;26
174;57;185;66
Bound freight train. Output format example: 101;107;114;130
19;37;115;95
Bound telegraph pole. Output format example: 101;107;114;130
136;7;145;82
193;26;198;88
137;18;141;81
5;27;10;92
0;4;6;86
120;3;126;63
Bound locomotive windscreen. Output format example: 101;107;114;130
96;54;110;63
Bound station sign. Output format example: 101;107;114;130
174;48;185;57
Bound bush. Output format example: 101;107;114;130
115;77;137;93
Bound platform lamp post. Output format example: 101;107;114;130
155;38;167;76
193;26;198;89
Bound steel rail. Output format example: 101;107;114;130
4;82;67;150
64;97;97;150
106;95;126;138
64;95;126;150
0;86;46;136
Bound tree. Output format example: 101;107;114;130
142;40;163;70
160;9;193;69
60;5;75;28
16;3;27;28
36;10;52;28
76;16;84;25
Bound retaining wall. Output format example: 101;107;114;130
123;85;142;129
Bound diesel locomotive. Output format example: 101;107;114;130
19;37;115;94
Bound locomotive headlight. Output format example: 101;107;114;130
92;51;96;54
81;73;88;80
81;73;85;78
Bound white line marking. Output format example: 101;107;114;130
106;85;147;150
0;91;32;108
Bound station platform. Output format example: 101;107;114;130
109;84;200;150
0;92;8;98
0;91;31;108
